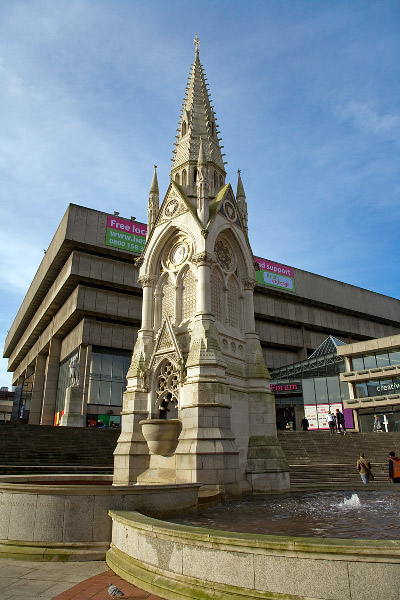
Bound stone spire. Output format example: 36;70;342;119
196;137;209;226
171;36;226;199
236;169;248;234
147;165;159;236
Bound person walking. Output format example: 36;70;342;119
388;451;400;483
301;416;309;431
373;415;383;432
336;409;346;434
357;453;373;484
326;411;335;434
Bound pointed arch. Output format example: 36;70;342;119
181;121;187;137
182;169;187;186
155;358;179;419
211;266;224;324
175;172;180;184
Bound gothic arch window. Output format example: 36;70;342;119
213;170;217;191
180;267;197;322
182;169;187;186
219;174;223;188
193;167;197;183
211;267;224;324
182;121;187;137
211;121;215;136
175;172;180;184
160;274;175;324
227;275;240;329
156;359;179;419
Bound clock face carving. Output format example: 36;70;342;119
164;199;179;218
164;236;191;271
170;242;189;266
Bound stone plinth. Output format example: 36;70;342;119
59;386;83;427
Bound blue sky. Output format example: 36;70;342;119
1;0;399;387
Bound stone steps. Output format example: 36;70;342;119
278;431;399;488
0;424;120;474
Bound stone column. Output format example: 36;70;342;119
28;354;47;425
242;279;290;493
113;274;155;485
41;338;61;425
174;251;241;495
139;275;155;330
242;278;256;332
193;252;213;315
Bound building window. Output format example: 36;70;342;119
352;349;400;371
175;173;180;184
88;347;131;407
182;169;187;186
182;121;187;136
389;350;400;366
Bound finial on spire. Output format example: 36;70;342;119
194;33;201;53
150;164;159;194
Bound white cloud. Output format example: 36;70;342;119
336;101;400;142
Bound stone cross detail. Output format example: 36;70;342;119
194;33;201;52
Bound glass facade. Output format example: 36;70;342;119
87;346;131;407
354;377;400;399
270;338;352;431
351;349;400;371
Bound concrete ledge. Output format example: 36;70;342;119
0;539;108;562
0;479;200;561
107;510;400;600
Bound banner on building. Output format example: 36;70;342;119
254;257;296;293
105;215;147;254
305;402;344;430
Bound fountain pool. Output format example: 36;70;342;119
169;489;400;540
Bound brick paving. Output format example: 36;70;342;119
52;569;165;600
0;559;165;600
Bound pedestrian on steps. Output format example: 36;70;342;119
357;453;373;484
388;451;400;483
326;411;335;434
301;417;309;431
336;409;346;434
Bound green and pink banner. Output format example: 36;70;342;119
254;257;296;293
105;215;147;254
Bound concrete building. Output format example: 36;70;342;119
337;334;400;432
0;388;13;423
3;42;400;430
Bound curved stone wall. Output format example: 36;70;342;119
0;478;199;561
107;510;400;600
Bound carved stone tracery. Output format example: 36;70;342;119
214;238;233;272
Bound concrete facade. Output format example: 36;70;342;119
338;334;400;432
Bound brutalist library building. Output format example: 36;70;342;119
4;204;400;430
